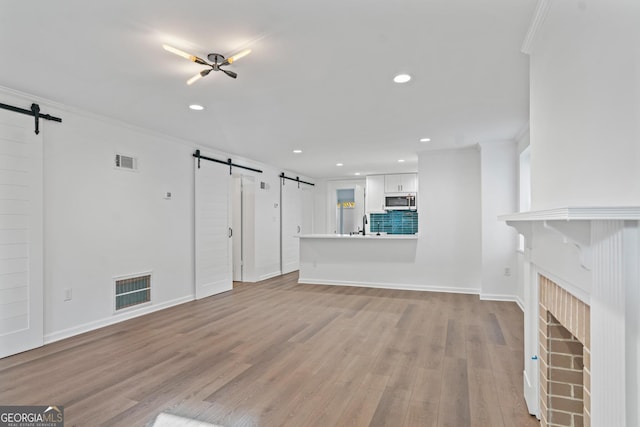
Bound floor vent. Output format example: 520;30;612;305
115;153;137;171
114;273;151;311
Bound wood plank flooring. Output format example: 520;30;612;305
0;272;539;427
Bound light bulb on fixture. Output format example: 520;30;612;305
227;49;252;64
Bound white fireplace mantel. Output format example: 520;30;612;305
500;207;640;271
501;206;640;427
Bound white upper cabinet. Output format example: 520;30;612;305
365;175;386;213
384;173;417;193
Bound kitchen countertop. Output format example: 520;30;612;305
299;233;418;240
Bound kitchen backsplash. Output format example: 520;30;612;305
370;210;418;234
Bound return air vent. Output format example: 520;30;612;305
115;154;137;171
114;272;151;311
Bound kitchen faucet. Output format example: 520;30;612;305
362;214;368;236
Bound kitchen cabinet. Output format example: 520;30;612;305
365;175;385;213
384;173;417;193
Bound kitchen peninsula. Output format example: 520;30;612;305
298;233;419;290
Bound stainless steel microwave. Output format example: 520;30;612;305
385;195;416;210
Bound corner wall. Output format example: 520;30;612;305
479;141;519;303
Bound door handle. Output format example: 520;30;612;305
229;227;233;238
297;225;301;233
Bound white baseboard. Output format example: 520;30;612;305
257;270;282;282
480;293;525;311
44;295;194;344
523;369;539;417
298;277;479;295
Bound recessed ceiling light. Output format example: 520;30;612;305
189;104;204;111
293;149;302;154
420;137;431;142
336;163;343;167
354;172;361;176
393;74;411;83
398;159;405;163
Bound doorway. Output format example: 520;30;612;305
232;175;255;282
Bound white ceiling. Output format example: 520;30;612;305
1;0;535;179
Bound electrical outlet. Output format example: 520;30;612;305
64;288;72;301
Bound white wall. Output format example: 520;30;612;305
305;147;483;292
43;103;195;340
479;141;519;302
250;167;285;281
417;147;482;290
530;0;640;209
0;87;313;343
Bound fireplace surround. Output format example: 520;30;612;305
501;207;640;427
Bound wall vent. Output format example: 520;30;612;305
114;272;151;311
115;154;137;171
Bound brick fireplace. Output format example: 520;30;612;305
501;207;640;427
539;276;590;427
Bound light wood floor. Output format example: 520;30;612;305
0;272;539;427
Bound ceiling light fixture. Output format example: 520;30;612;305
355;172;361;176
336;163;343;167
189;104;204;111
398;159;405;163
420;137;431;142
293;149;302;154
393;74;411;83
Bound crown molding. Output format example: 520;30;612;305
499;206;640;222
521;0;552;55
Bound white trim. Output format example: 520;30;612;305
44;295;193;344
257;270;282;282
479;293;524;311
521;0;552;55
523;369;540;417
500;206;640;222
298;277;479;295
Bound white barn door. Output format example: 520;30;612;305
194;158;232;299
280;179;301;274
0;109;44;358
281;180;313;275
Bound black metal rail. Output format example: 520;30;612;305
193;149;263;175
0;102;62;135
280;172;315;187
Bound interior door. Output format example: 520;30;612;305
280;179;302;274
0;108;44;359
194;158;232;299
